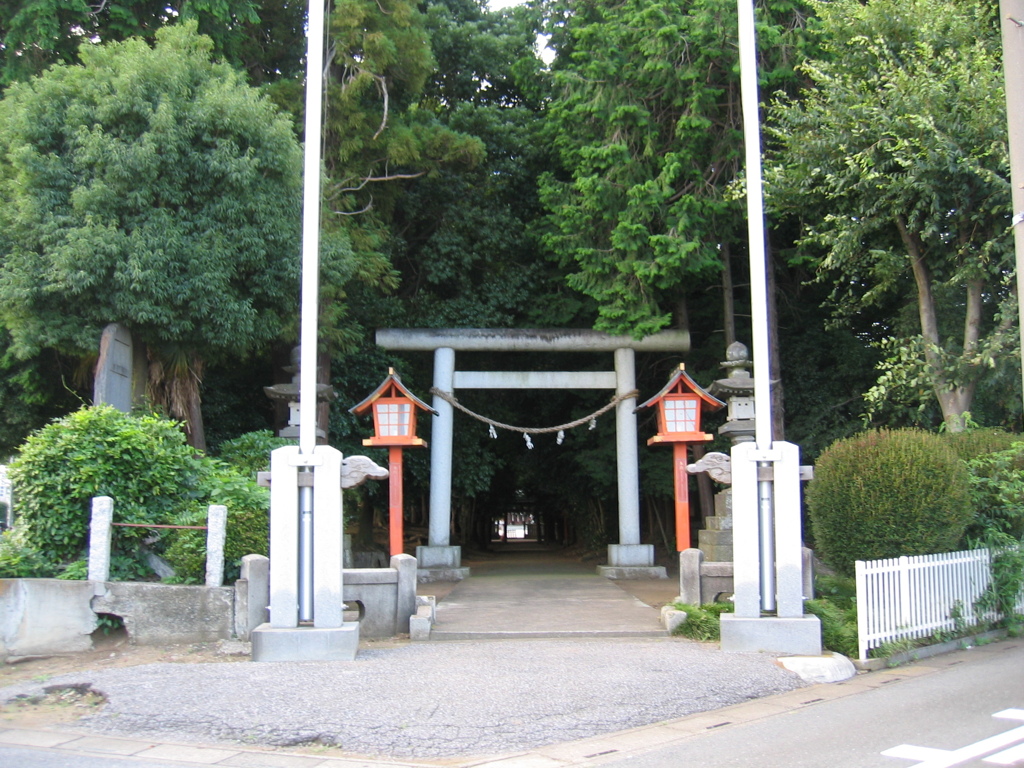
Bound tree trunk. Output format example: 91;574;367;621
898;217;975;432
721;242;737;347
147;346;207;452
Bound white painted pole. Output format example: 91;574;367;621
737;0;773;449
737;0;776;611
299;0;326;457
296;0;326;622
1001;2;1024;405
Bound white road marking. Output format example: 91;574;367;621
882;710;1024;768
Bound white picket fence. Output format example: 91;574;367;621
855;547;1024;662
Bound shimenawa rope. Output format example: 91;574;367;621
428;387;638;435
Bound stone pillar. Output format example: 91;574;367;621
312;446;345;627
252;444;359;661
392;553;418;632
417;347;466;578
237;554;269;640
88;496;114;584
614;347;641;547
720;441;821;655
204;504;227;588
601;348;661;577
429;347;454;548
267;446;300;628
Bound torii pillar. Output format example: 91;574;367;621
376;328;690;580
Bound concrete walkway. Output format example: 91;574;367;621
427;546;671;640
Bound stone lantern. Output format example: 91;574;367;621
263;346;336;441
708;341;757;446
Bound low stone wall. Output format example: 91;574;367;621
0;579;97;658
1;553;418;660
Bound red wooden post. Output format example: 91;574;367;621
673;442;690;551
350;369;437;559
388;446;404;557
637;364;724;553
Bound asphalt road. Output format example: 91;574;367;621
594;638;1024;768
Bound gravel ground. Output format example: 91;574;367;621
0;637;805;760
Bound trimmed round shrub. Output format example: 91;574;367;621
806;429;973;576
10;405;205;566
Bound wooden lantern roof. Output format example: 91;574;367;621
636;364;725;445
349;368;437;418
636;364;726;414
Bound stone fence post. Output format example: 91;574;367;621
205;504;228;588
88;496;114;583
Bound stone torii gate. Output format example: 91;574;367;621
376;328;690;580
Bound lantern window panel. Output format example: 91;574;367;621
663;397;699;434
375;400;413;437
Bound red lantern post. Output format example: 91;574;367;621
350;369;437;557
637;365;724;551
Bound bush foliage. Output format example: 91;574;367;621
215;430;292;478
162;460;270;583
8;405;269;581
943;428;1021;463
964;440;1024;540
806;429;973;576
10;405;206;565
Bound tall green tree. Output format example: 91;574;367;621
0;22;304;448
537;0;813;338
767;0;1014;432
0;0;291;87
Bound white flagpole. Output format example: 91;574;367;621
299;0;326;457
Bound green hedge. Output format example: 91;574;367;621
806;429;973;576
965;439;1024;540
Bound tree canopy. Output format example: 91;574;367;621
537;0;813;338
767;0;1014;432
0;0;305;88
0;21;304;446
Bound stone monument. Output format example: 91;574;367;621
93;323;146;412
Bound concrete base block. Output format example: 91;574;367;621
607;543;654;567
597;565;668;580
660;606;687;634
417;567;470;583
409;598;435;641
250;622;360;662
720;614;822;656
93;582;234;645
416;545;462;569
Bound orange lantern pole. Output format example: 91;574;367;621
388;446;404;557
350;369;437;558
637;364;724;551
673;442;691;552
